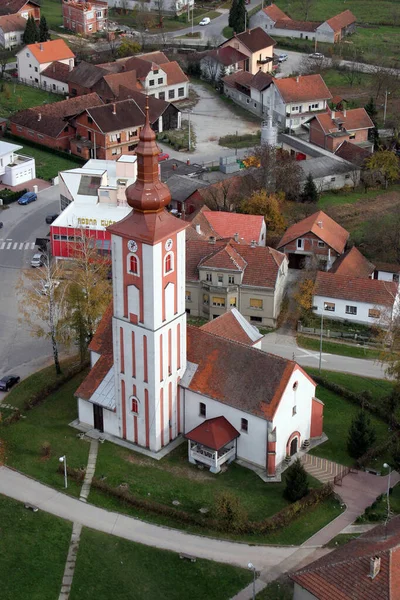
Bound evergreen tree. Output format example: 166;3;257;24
23;15;39;45
228;0;238;29
364;97;380;149
284;458;309;502
364;97;377;122
217;65;227;93
234;0;247;33
347;410;377;459
39;16;50;42
301;173;319;203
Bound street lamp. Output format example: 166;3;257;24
248;562;257;600
312;305;323;374
59;455;68;489
186;110;192;152
383;463;392;525
383;90;391;126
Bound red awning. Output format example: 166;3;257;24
185;416;240;451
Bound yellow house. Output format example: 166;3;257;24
220;27;276;74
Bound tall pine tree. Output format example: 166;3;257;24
228;0;238;28
301;173;319;203
347;410;376;459
284;458;309;502
23;15;39;45
364;97;379;149
39;16;50;42
235;0;247;33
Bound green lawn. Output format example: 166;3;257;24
71;528;252;600
0;82;59;118
0;496;72;600
318;186;400;209
257;580;293;599
223;25;233;38
320;68;373;91
357;482;400;522
4;139;84;180
38;0;64;29
297;335;381;361
306;368;393;400
325;533;361;548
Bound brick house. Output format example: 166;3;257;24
9;93;103;152
62;0;108;35
16;39;75;87
309;107;374;152
277;210;349;269
70;96;181;160
219;27;276;75
0;0;40;21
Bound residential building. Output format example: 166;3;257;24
0;14;26;49
9;93;104;152
266;74;332;131
185;239;288;326
334;139;372;166
220;27;276;75
200;46;248;81
373;262;400;283
222;70;273;117
187;205;266;246
277;210;349;269
62;0;108;35
16;39;75;87
252;4;356;44
200;308;264;348
51;155;137;259
329;246;375;278
75;108;323;478
313;271;398;326
309;107;374;152
0;140;35;186
41;61;71;94
70;96;181;160
111;0;193;17
0;0;40;21
184;172;257;214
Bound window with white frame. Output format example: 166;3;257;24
185;291;191;301
228;276;234;284
318;241;325;248
212;296;225;307
203;294;209;305
297;238;304;249
368;308;380;318
206;273;212;282
345;305;357;315
324;302;335;312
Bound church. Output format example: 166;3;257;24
75;101;324;480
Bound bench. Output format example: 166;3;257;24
179;553;197;562
24;503;39;512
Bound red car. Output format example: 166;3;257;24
158;152;170;162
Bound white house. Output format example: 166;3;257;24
0;14;26;49
0;140;36;186
16;39;75;87
313;271;399;326
222;70;273;117
75;104;324;481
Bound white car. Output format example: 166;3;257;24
199;17;211;25
309;52;324;59
278;53;288;63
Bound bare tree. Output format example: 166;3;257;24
201;56;220;83
201;178;244;211
297;0;314;20
251;144;303;202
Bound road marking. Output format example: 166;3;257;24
25;242;30;250
30;242;35;250
12;243;17;250
19;243;24;250
0;242;5;250
6;242;11;249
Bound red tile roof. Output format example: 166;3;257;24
274;74;332;103
185;416;240;451
25;39;75;64
161;60;188;86
138;50;170;65
228;27;276;52
325;9;356;32
314;271;398;306
186;326;299;419
201;210;264;245
330;247;375;278
0;13;26;32
262;3;290;21
41;60;71;83
275;18;322;32
0;0;39;16
222;70;253;89
312;108;374;134
334;140;371;166
206;46;248;67
88;301;113;353
186;239;286;288
291;516;400;600
278;210;349;255
201;309;263;346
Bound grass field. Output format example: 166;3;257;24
37;0;64;29
306;368;393;400
0;496;72;600
257;580;293;599
0;82;59;118
110;8;221;32
318;186;400;209
297;335;381;361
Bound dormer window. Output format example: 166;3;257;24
153;69;159;74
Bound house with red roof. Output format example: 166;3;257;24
185;238;288;326
0;14;26;50
16;39;75;88
309;106;374;153
188;206;266;246
277;210;349;269
329;246;375;279
313;271;398;325
0;0;40;22
62;0;108;36
200;308;264;347
219;27;276;75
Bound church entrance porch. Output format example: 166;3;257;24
185;416;240;474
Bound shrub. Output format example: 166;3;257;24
40;441;51;458
347;410;377;459
0;188;28;205
214;491;247;532
284;459;309;502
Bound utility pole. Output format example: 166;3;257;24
188;111;191;151
319;311;323;374
191;1;194;35
383;89;389;125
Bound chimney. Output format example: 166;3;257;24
40;43;43;51
317;220;323;229
195;224;201;234
112;103;116;115
37;112;41;122
234;232;239;243
331;110;335;119
343;108;347;117
369;557;381;579
209;236;216;244
250;239;257;247
69;59;74;72
296;76;299;83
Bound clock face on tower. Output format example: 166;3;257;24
165;238;173;251
127;240;138;253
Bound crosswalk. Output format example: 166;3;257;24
0;239;36;251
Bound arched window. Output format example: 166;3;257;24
131;397;139;414
130;255;138;274
293;381;298;391
164;252;174;274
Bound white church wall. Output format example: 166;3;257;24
272;368;315;467
112;235;124;318
78;398;94;427
102;408;119;436
142;241;163;330
184;389;268;468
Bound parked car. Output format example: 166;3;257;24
158;152;170;162
45;213;59;224
199;17;211;25
18;191;37;205
309;52;324;59
278;53;288;63
0;374;20;392
31;252;46;268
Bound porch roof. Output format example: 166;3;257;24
185;416;240;451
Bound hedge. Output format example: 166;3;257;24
0;187;28;205
63;465;334;534
3;133;86;165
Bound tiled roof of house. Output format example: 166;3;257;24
277;210;349;255
250;70;273;91
0;0;39;16
262;3;290;21
231;27;276;52
334;140;371;166
291;516;400;600
275;18;322;32
88;301;113;353
185;416;240;451
201;209;265;244
374;262;400;275
25;39;75;64
329;246;375;278
201;308;263;345
325;9;356;32
314;271;398;306
312;108;374;134
99;70;142;97
122;56;154;79
83;98;167;133
273;74;332;103
186;239;286;288
41;61;71;83
206;46;248;67
137;50;169;64
222;70;253;89
68;61;108;88
10;92;103;138
0;13;26;32
160;60;188;86
186;326;301;419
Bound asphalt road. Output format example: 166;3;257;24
0;186;61;384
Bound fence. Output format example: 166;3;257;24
13;77;68;96
297;322;376;344
334;466;357;486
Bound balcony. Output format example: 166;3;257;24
257;57;273;65
202;282;238;293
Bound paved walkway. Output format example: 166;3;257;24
79;439;98;503
301;454;347;484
